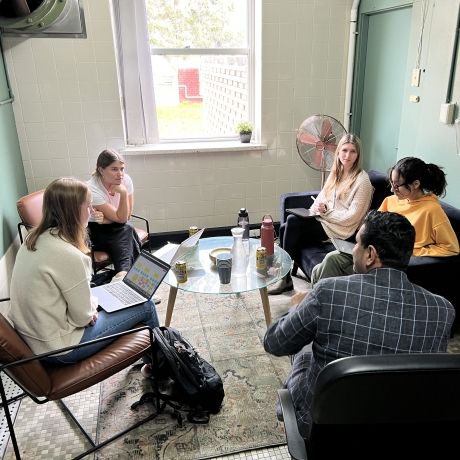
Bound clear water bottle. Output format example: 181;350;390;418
231;227;248;276
237;208;250;241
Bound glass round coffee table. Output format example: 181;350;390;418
163;236;292;327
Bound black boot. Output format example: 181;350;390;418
267;272;294;295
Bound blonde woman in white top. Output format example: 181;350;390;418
269;133;373;294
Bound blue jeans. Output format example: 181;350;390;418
43;300;158;365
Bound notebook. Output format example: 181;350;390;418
154;227;205;265
331;238;355;255
91;250;170;312
286;208;316;218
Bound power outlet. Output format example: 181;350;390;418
440;103;456;124
249;229;260;238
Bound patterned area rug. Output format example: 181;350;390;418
95;283;294;459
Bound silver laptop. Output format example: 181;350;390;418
154;227;205;265
331;238;355;255
92;251;170;312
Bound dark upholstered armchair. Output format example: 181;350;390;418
279;169;460;322
16;189;151;274
278;353;460;459
0;311;156;460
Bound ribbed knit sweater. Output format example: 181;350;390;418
312;170;373;239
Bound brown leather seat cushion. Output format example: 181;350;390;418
92;250;112;264
0;314;152;401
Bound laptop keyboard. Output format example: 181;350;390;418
104;282;145;305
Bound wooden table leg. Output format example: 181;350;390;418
164;286;178;327
259;287;272;326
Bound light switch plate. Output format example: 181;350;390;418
411;68;421;87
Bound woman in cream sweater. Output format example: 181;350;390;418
6;178;158;370
269;133;373;294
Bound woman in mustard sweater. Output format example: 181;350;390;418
310;156;460;285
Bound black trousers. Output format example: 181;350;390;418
279;214;328;261
88;222;141;273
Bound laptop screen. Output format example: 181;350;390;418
124;251;170;298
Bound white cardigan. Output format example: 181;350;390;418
6;230;97;355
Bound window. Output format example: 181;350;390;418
112;0;256;145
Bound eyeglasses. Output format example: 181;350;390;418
389;181;407;191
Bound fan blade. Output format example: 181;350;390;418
324;142;338;153
320;118;333;140
298;131;320;145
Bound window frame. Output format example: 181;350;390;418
112;0;257;147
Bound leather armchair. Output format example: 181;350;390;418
0;311;156;459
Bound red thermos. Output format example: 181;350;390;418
260;215;275;256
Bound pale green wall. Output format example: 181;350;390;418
353;0;460;208
0;47;27;257
398;0;460;207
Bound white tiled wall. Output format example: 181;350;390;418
3;0;352;233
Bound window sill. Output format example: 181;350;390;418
121;141;267;156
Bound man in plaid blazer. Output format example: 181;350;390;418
264;210;455;440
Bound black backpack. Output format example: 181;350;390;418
151;326;225;422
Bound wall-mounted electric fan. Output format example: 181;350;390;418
296;115;347;187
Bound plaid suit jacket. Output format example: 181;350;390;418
264;267;455;439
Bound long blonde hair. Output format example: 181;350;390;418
321;133;363;200
26;178;90;253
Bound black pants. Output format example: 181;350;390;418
279;214;328;261
88;222;141;273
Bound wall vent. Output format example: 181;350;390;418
0;0;86;39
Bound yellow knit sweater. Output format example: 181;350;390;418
378;194;459;257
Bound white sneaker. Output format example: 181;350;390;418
141;364;153;378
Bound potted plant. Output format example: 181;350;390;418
236;121;253;143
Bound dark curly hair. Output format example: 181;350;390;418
360;210;415;269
